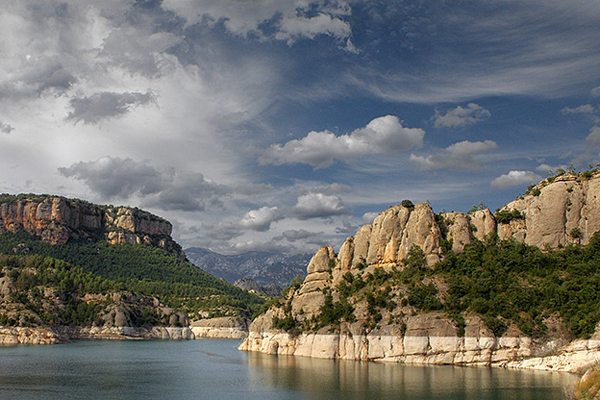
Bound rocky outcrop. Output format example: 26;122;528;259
240;173;600;373
0;194;184;258
0;327;64;345
241;311;569;366
338;203;441;269
190;316;249;339
240;325;599;373
0;326;198;344
60;326;195;341
499;174;600;248
332;173;600;276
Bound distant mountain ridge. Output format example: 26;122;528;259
185;247;310;287
234;278;282;297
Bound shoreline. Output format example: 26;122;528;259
239;330;600;375
0;324;247;346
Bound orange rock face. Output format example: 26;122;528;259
0;195;184;258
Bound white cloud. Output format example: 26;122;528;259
592;86;600;97
491;170;542;188
239;206;282;232
586;126;600;147
162;0;352;44
275;13;351;44
361;212;379;224
432;103;491;128
562;104;596;115
261;115;424;169
536;163;567;173
410;140;498;171
292;193;349;220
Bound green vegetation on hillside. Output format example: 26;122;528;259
0;232;263;319
1;255;122;327
268;233;600;339
436;234;600;338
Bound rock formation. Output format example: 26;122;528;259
240;173;600;373
0;194;184;258
190;316;249;339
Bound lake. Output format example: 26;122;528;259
0;339;577;399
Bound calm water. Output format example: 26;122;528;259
0;339;576;399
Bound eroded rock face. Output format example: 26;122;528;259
240;312;576;368
342;204;442;269
241;174;600;371
190;316;249;339
0;195;184;258
498;175;600;248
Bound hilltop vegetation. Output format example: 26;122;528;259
0;231;264;322
0;254;161;328
267;233;600;340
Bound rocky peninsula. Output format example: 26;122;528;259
241;172;600;374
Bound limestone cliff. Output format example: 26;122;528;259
337;172;600;268
240;173;600;373
0;194;184;259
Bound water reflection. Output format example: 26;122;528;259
246;351;576;399
0;340;578;400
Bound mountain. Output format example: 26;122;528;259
0;193;264;343
0;193;185;259
240;171;600;373
234;277;282;297
185;247;311;287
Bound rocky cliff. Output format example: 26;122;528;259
335;172;600;269
240;172;600;373
0;194;184;258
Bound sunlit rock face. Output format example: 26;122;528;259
0;195;184;258
240;173;600;372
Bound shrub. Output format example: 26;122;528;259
401;200;415;210
494;209;524;224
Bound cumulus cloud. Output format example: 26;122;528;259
0;121;14;134
291;193;349;220
432;103;491;128
491;170;542;188
261;115;424;169
66;91;156;124
362;212;379;224
59;156;228;211
586;126;600;147
239;206;282;232
410;140;498;171
593;87;600;97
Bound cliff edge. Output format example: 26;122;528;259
0;194;185;259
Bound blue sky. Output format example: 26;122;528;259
1;0;600;254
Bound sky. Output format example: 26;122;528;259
2;0;600;255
